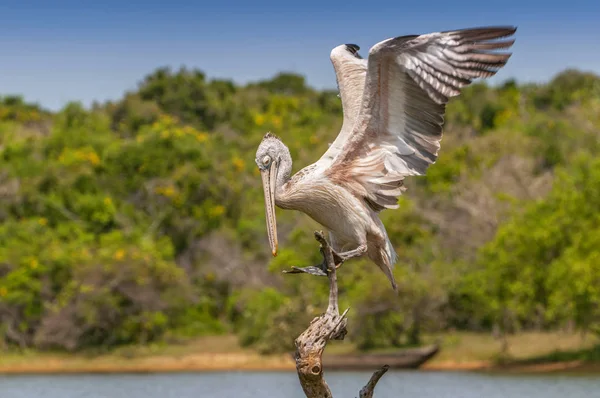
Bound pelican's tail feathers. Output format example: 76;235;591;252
368;232;398;292
383;235;399;292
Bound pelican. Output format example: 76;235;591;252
255;26;516;290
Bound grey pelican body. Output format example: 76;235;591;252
256;26;517;290
277;160;393;285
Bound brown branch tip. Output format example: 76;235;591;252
359;365;390;398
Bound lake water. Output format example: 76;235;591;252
1;370;599;398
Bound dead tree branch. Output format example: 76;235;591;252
359;365;390;398
285;231;388;398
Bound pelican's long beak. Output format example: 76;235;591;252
260;162;278;256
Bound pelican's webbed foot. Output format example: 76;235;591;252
283;231;334;277
283;264;328;276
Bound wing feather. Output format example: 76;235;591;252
317;44;368;166
326;26;517;211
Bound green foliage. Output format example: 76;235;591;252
254;72;309;95
533;69;600;110
0;66;599;353
419;145;483;193
0;217;222;350
0;95;49;123
476;154;600;335
231;288;292;353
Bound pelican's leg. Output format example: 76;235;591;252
328;232;345;268
283;231;347;277
332;244;367;265
283;233;367;276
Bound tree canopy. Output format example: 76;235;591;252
0;67;599;352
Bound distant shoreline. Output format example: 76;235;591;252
0;352;296;375
424;359;600;374
0;353;598;375
2;332;598;376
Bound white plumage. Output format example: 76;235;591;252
256;26;516;290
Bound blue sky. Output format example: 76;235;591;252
0;0;598;110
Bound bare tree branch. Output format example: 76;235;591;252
286;231;389;398
359;365;390;398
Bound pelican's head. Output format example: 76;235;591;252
255;132;289;257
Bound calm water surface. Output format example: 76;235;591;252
1;371;599;398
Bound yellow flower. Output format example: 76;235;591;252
56;147;100;167
104;197;113;206
196;132;208;142
254;114;266;126
209;205;225;218
159;114;176;125
88;151;100;165
182;126;196;136
155;186;176;198
0;287;7;297
164;186;176;198
232;156;245;172
114;249;126;260
38;217;48;226
30;259;39;269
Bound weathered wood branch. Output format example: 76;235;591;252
359;365;389;398
285;231;388;398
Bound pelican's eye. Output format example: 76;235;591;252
262;155;271;166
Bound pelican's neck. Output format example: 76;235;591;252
275;144;292;202
276;148;292;189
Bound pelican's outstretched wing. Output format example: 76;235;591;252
326;26;516;211
317;44;368;166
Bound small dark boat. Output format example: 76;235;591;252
322;344;440;370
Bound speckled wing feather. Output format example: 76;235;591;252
317;44;368;166
326;26;516;211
